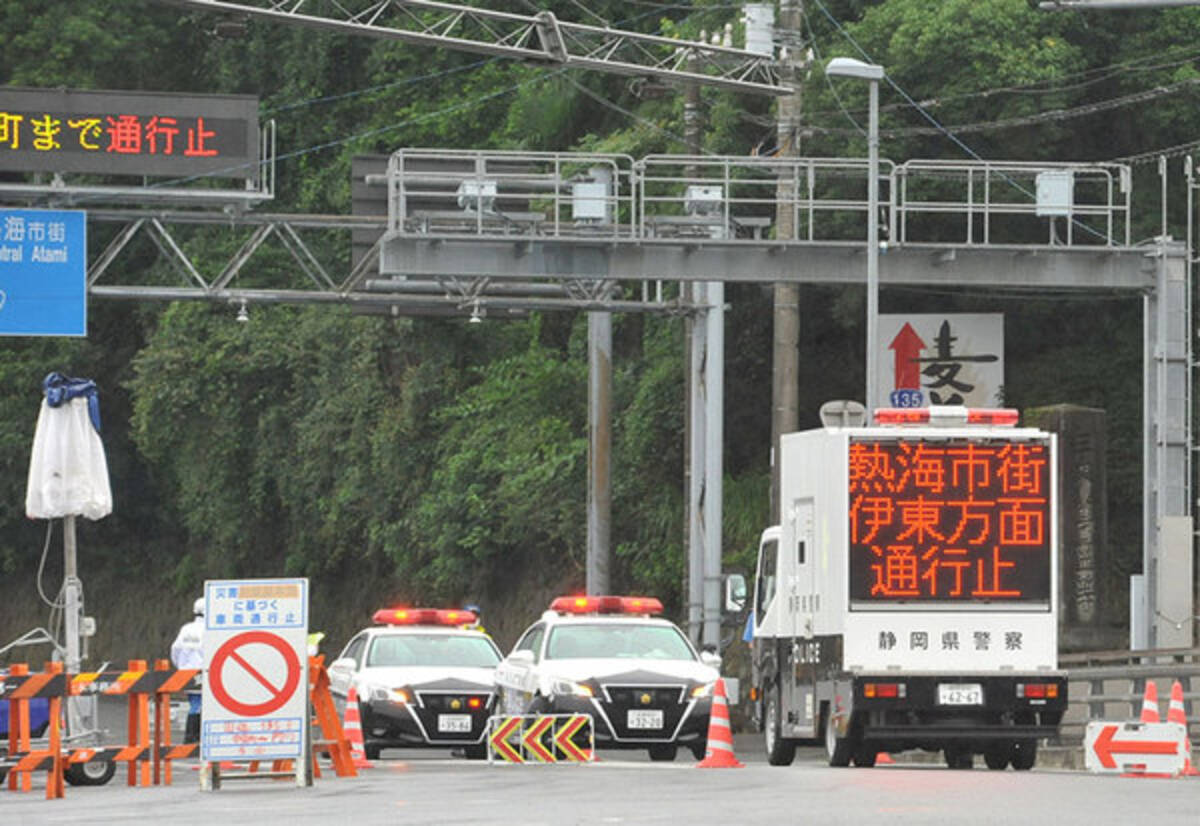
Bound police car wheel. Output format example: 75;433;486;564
64;758;115;786
464;744;487;760
647;744;676;761
364;743;382;761
690;742;707;761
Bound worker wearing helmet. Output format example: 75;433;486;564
170;597;205;744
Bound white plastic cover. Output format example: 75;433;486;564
25;395;113;520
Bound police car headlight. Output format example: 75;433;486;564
369;685;411;704
690;681;716;699
549;679;594;699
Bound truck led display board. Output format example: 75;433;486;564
0;87;258;179
848;438;1051;604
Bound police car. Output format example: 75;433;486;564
494;596;720;761
328;607;502;759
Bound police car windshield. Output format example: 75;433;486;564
545;623;695;661
367;634;500;668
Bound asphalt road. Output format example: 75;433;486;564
7;721;1200;826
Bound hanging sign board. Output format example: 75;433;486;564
201;578;308;764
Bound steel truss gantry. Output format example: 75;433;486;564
155;0;790;97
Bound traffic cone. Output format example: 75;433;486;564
1167;680;1199;776
343;685;374;769
1140;681;1161;723
696;678;743;768
876;751;895;764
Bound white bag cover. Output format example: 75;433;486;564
25;395;113;520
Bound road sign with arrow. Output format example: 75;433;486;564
1084;720;1187;774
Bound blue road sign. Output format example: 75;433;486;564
0;209;86;336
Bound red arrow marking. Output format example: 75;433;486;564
489;717;523;763
522;716;555;762
1093;724;1180;769
889;323;926;390
554;715;590;762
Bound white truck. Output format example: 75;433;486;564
751;403;1067;770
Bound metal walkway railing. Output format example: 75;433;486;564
386;149;1133;249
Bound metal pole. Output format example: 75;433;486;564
687;284;706;642
586;310;612;595
701;281;725;649
63;515;81;676
866;77;880;415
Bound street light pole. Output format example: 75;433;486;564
826;57;884;414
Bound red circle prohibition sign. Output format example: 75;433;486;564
209;631;302;717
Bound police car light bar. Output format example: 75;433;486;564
549;595;664;615
873;406;1019;427
373;608;478;626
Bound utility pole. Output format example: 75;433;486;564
771;0;804;524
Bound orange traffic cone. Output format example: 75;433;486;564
343;685;374;769
1167;680;1199;776
696;678;743;769
1140;681;1161;723
876;751;895;764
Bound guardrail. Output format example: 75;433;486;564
1058;647;1200;745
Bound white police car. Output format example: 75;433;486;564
328;607;502;759
494;596;720;761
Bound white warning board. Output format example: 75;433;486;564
1084;720;1187;775
201;578;308;763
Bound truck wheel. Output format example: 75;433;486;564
64;758;116;786
764;685;796;766
984;746;1010;770
823;707;853;767
943;745;973;769
1010;739;1038;770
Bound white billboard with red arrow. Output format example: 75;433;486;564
877;313;1003;411
1084;720;1188;775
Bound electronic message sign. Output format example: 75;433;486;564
848;438;1051;605
0;87;258;179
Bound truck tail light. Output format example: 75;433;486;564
1017;682;1058;699
863;682;906;699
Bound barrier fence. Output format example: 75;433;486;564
1;656;358;799
486;713;594;764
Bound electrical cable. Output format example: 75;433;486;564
807;0;1112;245
36;520;63;609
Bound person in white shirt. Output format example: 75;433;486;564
170;597;205;744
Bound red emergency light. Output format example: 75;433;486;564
372;607;478;627
549;595;664;616
873;406;1019;427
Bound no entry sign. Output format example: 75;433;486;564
201;579;308;763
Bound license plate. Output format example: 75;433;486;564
627;709;663;729
438;714;472;733
938;683;983;705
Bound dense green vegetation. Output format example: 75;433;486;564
1;0;1193;655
